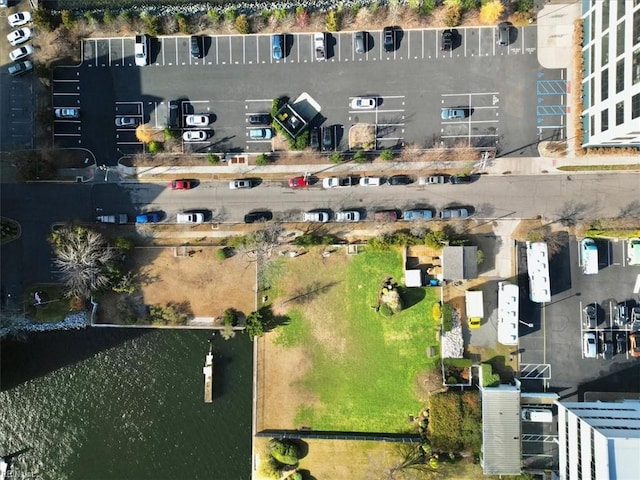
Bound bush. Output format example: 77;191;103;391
325;10;340;32
207;9;221;23
224;9;237;23
428;391;482;453
149;302;191;326
379;149;394;161
296;7;309;28
221;308;238;326
481;363;501;387
432;302;442;321
235;14;250;34
207;153;220;165
478;0;504;25
148;141;163;154
60;10;76;28
255;153;269;166
294;234;322;247
33;9;58;31
294;131;309;150
379;303;393;317
143;14;162;36
441;303;453;331
175;13;190;34
215;248;228;261
273;8;288;21
516;0;534;12
444;6;461;27
352;151;367;163
424;230;449;249
102;10;114;24
269;439;300;466
113;237;134;252
163;128;179;140
329;151;343;163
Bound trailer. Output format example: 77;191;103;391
96;214;128;224
465;291;484;329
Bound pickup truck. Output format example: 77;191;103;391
96;214;128;224
314;32;326;61
322;176;354;189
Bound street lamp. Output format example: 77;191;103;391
519;320;534;328
98;165;109;181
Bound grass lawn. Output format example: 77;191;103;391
271;248;441;433
25;284;75;322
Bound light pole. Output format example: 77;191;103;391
519;320;534;328
98;165;109;181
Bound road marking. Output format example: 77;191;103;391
245;98;272;103
175;37;178;65
53;133;81;137
421;30;424;59
94;39;98;67
53;93;80;96
215;37;219;65
377;123;406;127
52;79;79;83
633;275;640;294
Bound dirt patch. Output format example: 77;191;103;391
348;124;376;150
96;247;256;323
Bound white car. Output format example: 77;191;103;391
303;211;330;223
185;114;210;127
8;60;32;76
583;332;597;358
9;44;33;62
183;130;207;142
176;212;204;224
8;11;32;27
54;107;80;119
229;179;252;189
335;210;360;222
7;28;32;46
134;34;148;66
350;97;376;110
359;176;382;186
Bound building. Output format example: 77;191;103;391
555;400;640;479
442;246;478;281
581;0;640;146
526;242;551;303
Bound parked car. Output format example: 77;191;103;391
272;34;284;59
303;210;330;223
310;128;319;150
249;113;271;125
404;209;434;221
190;35;202;58
359;176;382;186
353;31;365;54
314;32;326;61
441;107;467;120
616;332;627;354
249;128;272;140
440;207;469;219
373;210;398;222
497;22;510;47
96;214;128;224
351;97;376;110
449;175;473;184
244;210;273;224
388;175;414;186
322;177;354;188
134;34;148;66
335;210;360;222
54;107;80;119
229;179;253;189
0;0;8;8
583;303;598;329
135;213;160;223
176;212;204;224
185;114;210;127
322;125;333;151
168;179;192;190
420;175;449;185
441;29;453;51
115;116;139;128
288;176;308;188
183;130;207;142
631;333;640;358
583;332;597;358
383;26;395;52
632;307;640;323
7;28;32;46
167;100;180;128
602;332;614;360
9;44;33;61
614;302;629;327
7;60;32;76
8;11;31;27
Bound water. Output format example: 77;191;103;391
0;328;252;480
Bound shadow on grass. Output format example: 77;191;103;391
398;287;426;310
258;304;290;333
485;355;515;384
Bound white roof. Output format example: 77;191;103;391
526;242;551;303
497;282;519;346
405;269;422;287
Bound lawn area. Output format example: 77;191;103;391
24;284;76;322
267;248;441;433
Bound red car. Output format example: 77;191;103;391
168;179;192;190
288;176;308;188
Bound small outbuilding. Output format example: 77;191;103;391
442;246;478;281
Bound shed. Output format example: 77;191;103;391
442;246;478;281
405;269;422;287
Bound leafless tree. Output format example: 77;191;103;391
50;226;118;298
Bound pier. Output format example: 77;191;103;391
203;342;213;403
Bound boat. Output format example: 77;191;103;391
203;342;213;403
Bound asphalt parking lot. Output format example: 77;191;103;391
518;236;640;400
49;25;566;165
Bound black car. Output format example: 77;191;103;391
441;29;453;51
168;100;180;128
190;35;202;58
322;126;333;151
383;26;395;52
244;210;273;224
310;128;319;150
616;332;627;354
388;175;414;186
449;175;473;184
249;113;271;125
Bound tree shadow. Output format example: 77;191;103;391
398;286;426;310
258;304;290;332
485;355;515;384
284;281;340;306
296;470;317;480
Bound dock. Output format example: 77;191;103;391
203;343;213;403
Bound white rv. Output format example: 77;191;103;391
580;238;598;275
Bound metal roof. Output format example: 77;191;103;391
481;384;522;475
442;246;478;280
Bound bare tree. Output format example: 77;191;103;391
50;226;118;298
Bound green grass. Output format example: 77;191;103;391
558;164;640;171
25;285;73;323
274;249;441;433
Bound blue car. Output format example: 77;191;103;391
441;107;467;120
136;213;160;223
272;34;284;60
403;209;434;221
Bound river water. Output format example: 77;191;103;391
0;328;252;480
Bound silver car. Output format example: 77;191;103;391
335;210;360;222
303;210;330;223
229;179;252;189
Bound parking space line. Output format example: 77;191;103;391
377;123;406;127
175;37;179;65
108;39;112;65
296;34;300;63
441;134;498;138
421;30;424;59
338;34;341;62
54;133;81;137
121;38;124;66
442;91;499;96
53;93;80;96
94;40;98;67
256;36;260;64
243;36;246;64
216;37;219;65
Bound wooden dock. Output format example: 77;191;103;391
203;344;213;403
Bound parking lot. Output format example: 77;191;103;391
49;25;566;164
518;237;640;401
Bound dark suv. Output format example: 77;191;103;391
190;35;202;58
441;29;453;51
168;100;180;128
310;128;319;150
383;26;395;52
322;126;333;151
249;113;271;125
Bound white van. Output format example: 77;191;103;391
521;408;553;423
177;213;204;224
580;238;598;275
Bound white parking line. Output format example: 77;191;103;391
633;275;640;294
256;36;260;64
377;123;406;127
441;133;499;138
296;34;300;63
52;80;79;83
53;93;80;96
94;39;98;67
53;133;81;137
442;92;499;96
216;37;219;65
121;38;124;66
243;36;246;64
338;34;341;62
175;37;178;65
